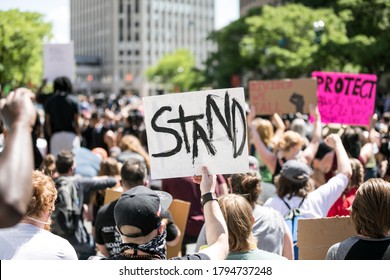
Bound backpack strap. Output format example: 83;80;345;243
282;196;306;210
282;198;291;210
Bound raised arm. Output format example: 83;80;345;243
360;113;379;164
248;107;277;174
325;134;352;179
0;88;36;228
303;104;322;165
192;166;228;260
271;113;286;142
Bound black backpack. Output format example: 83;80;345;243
51;176;80;237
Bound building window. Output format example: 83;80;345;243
127;3;131;16
135;0;139;13
119;19;124;42
119;0;123;13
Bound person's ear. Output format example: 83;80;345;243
158;219;167;234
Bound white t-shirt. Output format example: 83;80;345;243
264;173;349;218
0;223;78;260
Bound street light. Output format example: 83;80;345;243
313;20;325;44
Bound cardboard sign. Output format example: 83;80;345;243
312;71;377;126
43;43;75;82
104;188;121;205
249;78;317;115
297;217;357;260
143;88;249;179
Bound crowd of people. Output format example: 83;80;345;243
0;76;389;260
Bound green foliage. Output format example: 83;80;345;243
102;1;390;93
334;0;390;78
203;18;251;88
203;1;390;89
0;9;52;90
145;49;204;93
240;4;352;78
287;0;339;9
336;0;390;37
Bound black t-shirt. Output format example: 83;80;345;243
345;238;390;260
44;93;80;134
95;199;179;257
94;200;122;256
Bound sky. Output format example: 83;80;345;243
0;0;239;43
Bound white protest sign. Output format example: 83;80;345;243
43;43;75;82
143;88;249;179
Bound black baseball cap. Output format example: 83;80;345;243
114;186;172;237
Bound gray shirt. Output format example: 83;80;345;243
195;204;286;255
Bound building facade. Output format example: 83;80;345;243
71;0;215;96
240;0;281;16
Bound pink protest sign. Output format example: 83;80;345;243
312;71;377;126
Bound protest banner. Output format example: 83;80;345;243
312;71;377;126
249;78;317;115
142;88;249;179
297;217;357;260
43;43;75;82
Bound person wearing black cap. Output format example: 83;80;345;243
94;158;180;257
98;166;228;260
264;133;352;218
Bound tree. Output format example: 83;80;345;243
0;9;52;91
145;49;204;93
334;0;390;82
202;5;357;90
240;4;355;79
203;17;252;89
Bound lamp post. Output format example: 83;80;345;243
313;20;325;44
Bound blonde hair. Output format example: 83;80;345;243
218;194;256;252
351;178;390;238
275;130;304;152
119;135;150;172
252;118;274;147
26;170;57;218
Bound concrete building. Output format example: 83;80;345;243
71;0;215;96
240;0;281;17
